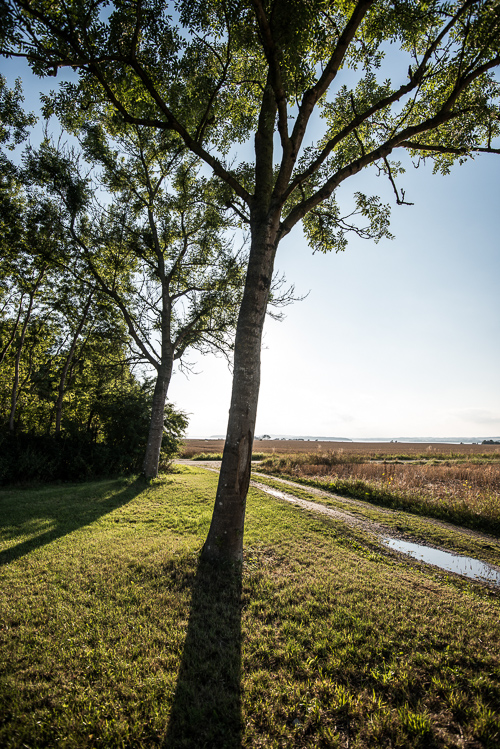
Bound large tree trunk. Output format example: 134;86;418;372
143;358;174;479
202;218;278;562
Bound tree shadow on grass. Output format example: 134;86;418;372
164;556;242;749
0;477;146;567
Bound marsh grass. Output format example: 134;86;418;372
182;451;266;461
259;453;500;535
1;467;499;747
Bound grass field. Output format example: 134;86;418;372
1;466;500;748
183;439;500;534
181;439;500;459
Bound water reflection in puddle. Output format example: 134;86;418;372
383;538;500;585
254;480;500;586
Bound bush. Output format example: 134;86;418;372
0;387;188;484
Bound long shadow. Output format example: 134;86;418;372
0;477;146;566
164;556;242;749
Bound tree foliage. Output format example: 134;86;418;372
2;0;498;233
1;0;499;553
22;117;246;477
0;73;36;149
0;130;189;482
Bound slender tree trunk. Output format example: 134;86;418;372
0;294;25;368
8;268;46;432
143;358;174;479
9;328;28;432
202;218;279;562
54;290;94;435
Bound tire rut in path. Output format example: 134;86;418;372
176;460;500;584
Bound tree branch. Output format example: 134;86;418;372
251;0;291;156
9;1;252;204
383;156;414;205
282;0;482;205
279;108;464;238
290;0;377;157
400;141;500;155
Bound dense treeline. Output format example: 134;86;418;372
0;75;188;483
0;261;188;482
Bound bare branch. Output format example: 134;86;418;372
226;200;251;224
383;156;414;206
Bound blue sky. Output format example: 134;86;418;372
171;151;500;439
2;55;499;441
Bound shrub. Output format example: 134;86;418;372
0;387;187;484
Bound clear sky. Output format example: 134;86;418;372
2;55;499;441
170;152;500;440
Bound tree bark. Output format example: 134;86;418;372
202;217;279;562
142;358;174;479
0;294;25;368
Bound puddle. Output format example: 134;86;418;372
257;486;289;501
252;477;500;587
383;538;500;585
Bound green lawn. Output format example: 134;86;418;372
1;467;499;747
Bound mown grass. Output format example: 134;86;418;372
1;467;500;748
258;453;500;536
249;471;500;568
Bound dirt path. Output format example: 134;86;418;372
179;459;499;543
179;459;385;533
251;471;500;544
249;478;388;537
177;460;500;584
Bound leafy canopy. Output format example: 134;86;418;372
1;0;499;249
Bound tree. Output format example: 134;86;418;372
26;125;245;478
0;72;35;151
0;73;37;359
0;82;190;479
0;160;62;432
2;0;499;560
0;198;189;481
52;285;95;435
0;178;131;438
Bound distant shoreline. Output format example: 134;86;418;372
187;436;500;445
182;439;500;456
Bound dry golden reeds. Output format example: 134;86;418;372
259;452;500;533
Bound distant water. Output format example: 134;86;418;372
198;435;500;444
